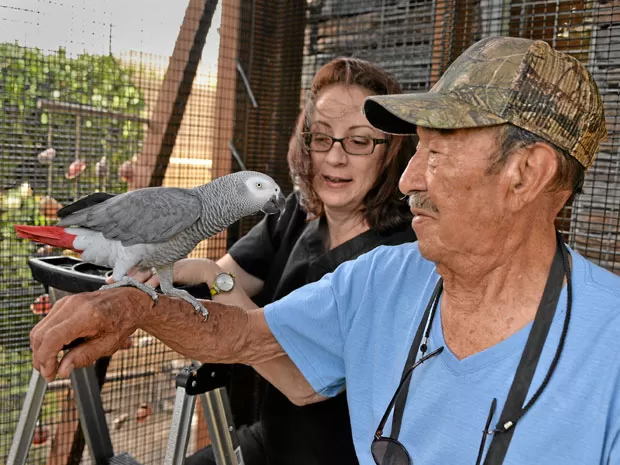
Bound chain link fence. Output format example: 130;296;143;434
0;0;618;463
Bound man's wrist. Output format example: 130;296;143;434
122;287;157;321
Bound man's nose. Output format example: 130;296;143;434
399;149;427;195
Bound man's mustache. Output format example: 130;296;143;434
406;192;439;214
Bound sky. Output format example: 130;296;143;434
0;0;222;72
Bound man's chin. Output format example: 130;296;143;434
417;244;440;264
414;234;440;262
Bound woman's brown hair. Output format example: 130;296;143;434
287;57;414;232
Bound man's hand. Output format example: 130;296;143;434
29;285;319;406
30;288;154;381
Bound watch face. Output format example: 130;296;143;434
215;273;235;292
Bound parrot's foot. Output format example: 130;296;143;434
162;288;209;321
100;276;159;304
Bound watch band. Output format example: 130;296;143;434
210;284;219;296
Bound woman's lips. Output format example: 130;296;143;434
322;174;352;187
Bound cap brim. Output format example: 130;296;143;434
363;93;508;135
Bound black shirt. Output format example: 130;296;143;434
228;192;416;465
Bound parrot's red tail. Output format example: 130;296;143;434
13;225;79;251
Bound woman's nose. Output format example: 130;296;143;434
323;140;348;165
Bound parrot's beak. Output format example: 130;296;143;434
262;192;286;214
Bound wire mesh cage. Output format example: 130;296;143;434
0;0;223;462
0;0;619;463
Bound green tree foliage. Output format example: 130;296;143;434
0;42;147;352
0;42;146;192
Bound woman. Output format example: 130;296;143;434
139;57;416;464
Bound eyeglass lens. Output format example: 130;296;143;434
307;133;378;155
371;437;412;465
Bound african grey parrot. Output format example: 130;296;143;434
15;171;285;319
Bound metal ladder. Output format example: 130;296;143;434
7;351;243;465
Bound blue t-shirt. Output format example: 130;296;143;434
264;242;620;465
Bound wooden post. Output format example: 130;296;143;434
429;0;450;86
130;0;219;189
210;0;240;181
429;0;479;86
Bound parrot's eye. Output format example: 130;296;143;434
256;182;263;189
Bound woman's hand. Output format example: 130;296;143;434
106;258;223;288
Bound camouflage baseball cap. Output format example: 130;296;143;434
363;36;607;169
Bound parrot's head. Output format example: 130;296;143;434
241;173;286;215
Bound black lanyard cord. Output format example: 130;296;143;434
499;236;572;431
390;278;443;440
483;231;571;464
389;231;571;465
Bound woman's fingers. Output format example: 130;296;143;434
127;267;155;283
145;274;161;287
173;258;220;285
106;268;157;286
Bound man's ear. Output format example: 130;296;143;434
504;142;558;212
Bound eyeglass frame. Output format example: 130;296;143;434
302;131;389;156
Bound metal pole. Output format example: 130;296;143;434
202;388;243;465
164;386;197;465
47;114;53;197
6;369;48;465
71;365;115;465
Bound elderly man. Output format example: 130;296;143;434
30;36;619;465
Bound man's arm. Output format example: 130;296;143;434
29;287;324;405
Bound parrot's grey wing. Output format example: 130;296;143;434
57;192;117;218
61;187;202;246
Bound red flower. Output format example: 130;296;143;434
31;294;51;315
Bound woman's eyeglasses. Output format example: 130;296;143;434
302;132;388;155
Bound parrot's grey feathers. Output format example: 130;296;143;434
58;187;202;246
28;170;285;320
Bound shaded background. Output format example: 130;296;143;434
0;0;618;462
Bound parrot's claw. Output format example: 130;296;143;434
100;276;160;303
159;287;209;321
191;301;210;321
